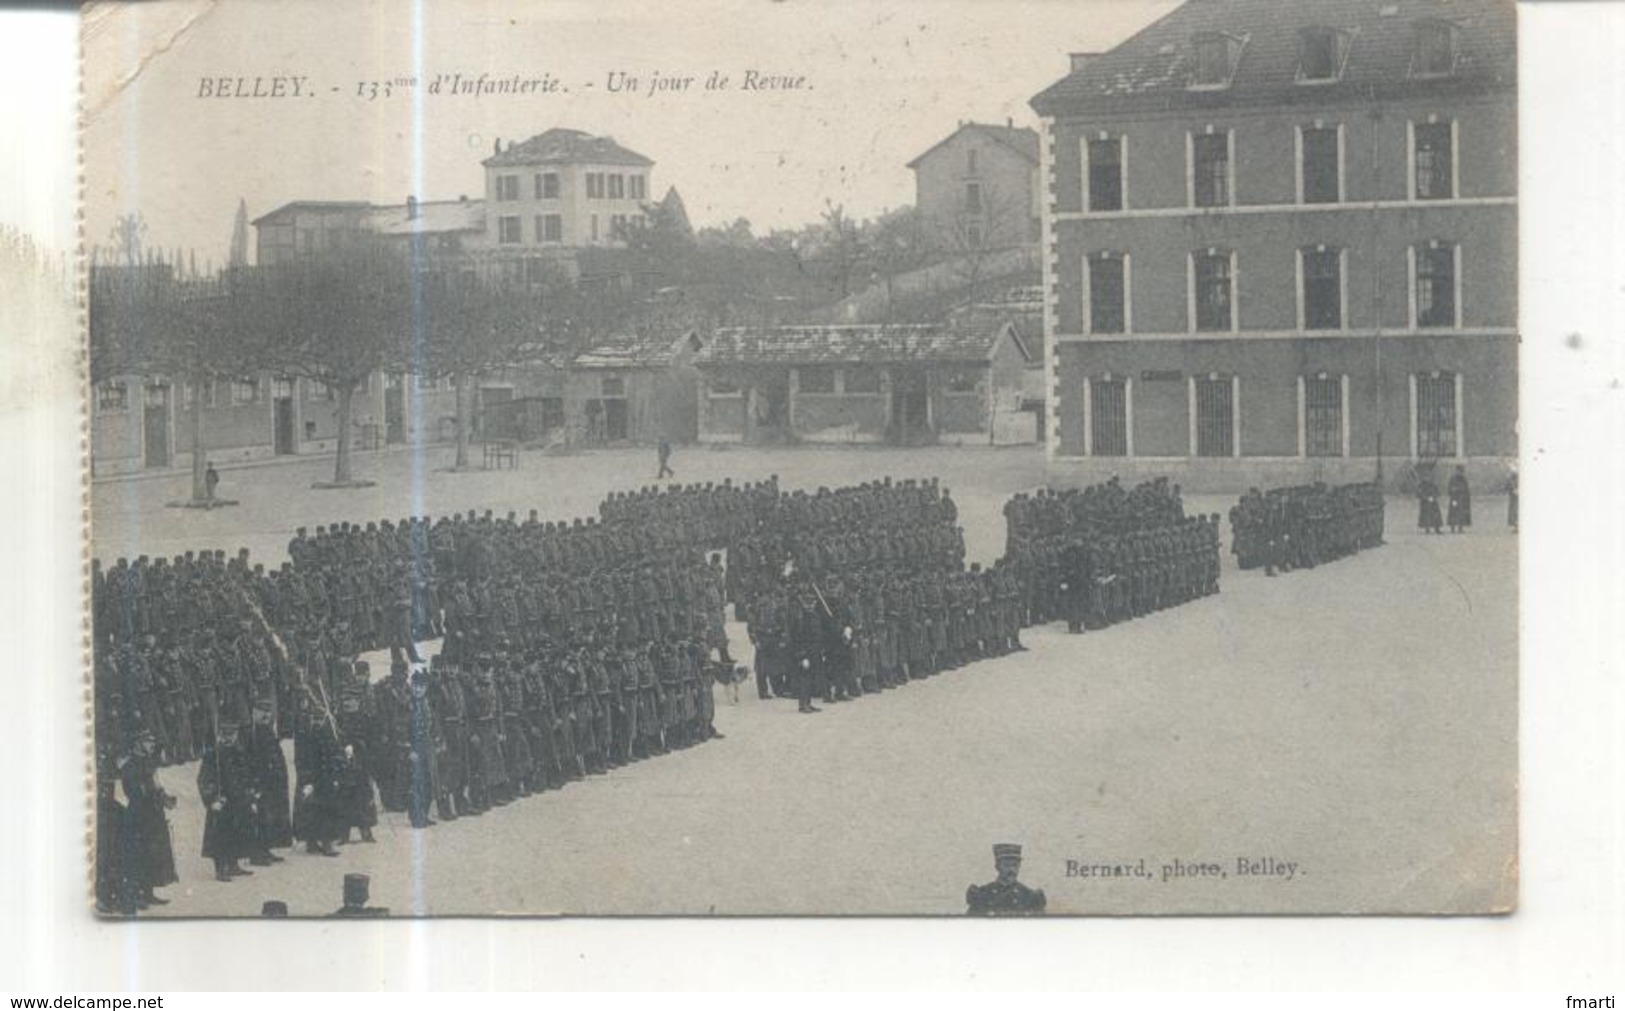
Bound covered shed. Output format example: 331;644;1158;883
695;322;1033;446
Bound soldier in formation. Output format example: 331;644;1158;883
1229;482;1385;575
1003;477;1220;632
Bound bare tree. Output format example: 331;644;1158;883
249;242;414;487
932;181;1026;307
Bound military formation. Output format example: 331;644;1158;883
730;479;1025;710
92;486;757;912
92;468;1392;914
1228;482;1386;575
1002;478;1223;634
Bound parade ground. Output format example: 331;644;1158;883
91;445;1517;916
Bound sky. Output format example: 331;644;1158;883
82;0;1174;267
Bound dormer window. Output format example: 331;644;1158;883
1298;27;1351;83
1412;20;1459;77
1190;33;1245;89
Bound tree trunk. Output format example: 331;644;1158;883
454;372;472;469
333;381;356;485
189;371;209;503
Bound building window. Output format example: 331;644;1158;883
1413;21;1458;78
232;378;260;405
537;214;563;243
1189;32;1247;89
1298;27;1348;82
601;376;625;397
498;216;522;244
273;376;295;399
1191;131;1231;208
629;175;646;200
709;376;741;397
496;175;520;201
1088;255;1126;334
586;173;605;199
1413;121;1455;200
797;366;836;394
1300;125;1341;204
966;221;984;248
965;182;983;213
1091;377;1128;457
537;172;559;199
944;370;979;394
1301;247;1343;330
608;174;625;199
144;383;169;409
1087;137;1123;212
843;368;881;394
1416;372;1457;458
1304;375;1343;457
1194;376;1234;457
97;381;129;412
1414;242;1458;328
1192;250;1235;332
307;380;334;402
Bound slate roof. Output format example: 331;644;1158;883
367;199;486;236
571;330;699;370
907;123;1041;169
484;128;653;168
1031;0;1516;116
696;324;1018;367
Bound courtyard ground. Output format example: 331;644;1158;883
92;444;1517;916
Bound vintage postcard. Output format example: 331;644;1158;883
81;0;1517;917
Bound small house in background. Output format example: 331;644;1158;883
908;121;1042;250
695;323;1033;447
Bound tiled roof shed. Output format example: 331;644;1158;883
571;330;701;370
697;324;1023;367
1031;0;1516;116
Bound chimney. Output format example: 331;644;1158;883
1007;117;1014;129
1070;51;1099;73
406;195;419;220
493;138;501;155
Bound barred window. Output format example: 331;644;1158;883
1416;373;1457;458
1194;377;1234;457
1091;378;1128;457
1305;376;1343;457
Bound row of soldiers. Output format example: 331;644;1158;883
1229;482;1386;575
1000;478;1220;632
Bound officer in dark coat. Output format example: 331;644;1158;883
966;843;1046;916
118;733;178;905
198;723;259;881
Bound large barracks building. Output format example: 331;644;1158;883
1031;0;1517;487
